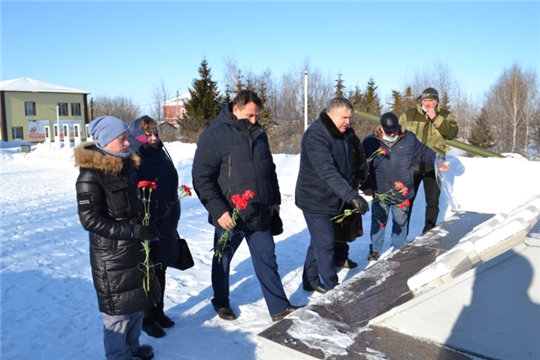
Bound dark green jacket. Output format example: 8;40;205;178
399;100;458;157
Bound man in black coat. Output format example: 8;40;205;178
192;90;301;322
295;98;369;294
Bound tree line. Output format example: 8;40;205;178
90;58;539;158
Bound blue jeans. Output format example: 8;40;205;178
370;201;410;252
211;227;290;316
302;211;339;291
103;311;143;360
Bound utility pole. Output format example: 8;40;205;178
304;71;308;132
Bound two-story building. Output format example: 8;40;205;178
0;77;90;142
162;92;191;127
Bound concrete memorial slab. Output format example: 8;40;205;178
258;211;493;359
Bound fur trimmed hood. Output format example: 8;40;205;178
73;141;140;176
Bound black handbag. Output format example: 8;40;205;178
333;211;363;242
271;212;283;236
170;233;194;271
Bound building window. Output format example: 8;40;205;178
71;103;81;116
12;127;23;140
58;103;68;116
25;102;36;116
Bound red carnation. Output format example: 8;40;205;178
181;185;192;197
394;181;408;196
214;189;256;261
138;180;157;190
243;189;255;199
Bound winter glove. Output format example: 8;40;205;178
133;224;160;241
350;195;369;215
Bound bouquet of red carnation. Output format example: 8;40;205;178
331;181;410;223
213;189;255;261
137;180;158;294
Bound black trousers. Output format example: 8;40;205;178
334;241;349;264
408;169;441;234
143;267;166;325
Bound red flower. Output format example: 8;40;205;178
398;199;411;210
394;181;408;196
380;221;386;228
138;180;157;190
180;185;192;197
243;189;255;199
214;189;255;261
137;179;159;294
363;146;387;167
231;194;243;208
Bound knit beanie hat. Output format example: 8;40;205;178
128;116;147;144
88;116;128;147
420;87;439;102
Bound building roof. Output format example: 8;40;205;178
162;92;191;106
0;77;89;94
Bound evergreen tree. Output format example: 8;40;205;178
469;107;494;149
349;78;382;138
257;81;273;131
334;73;346;98
348;86;363;108
182;57;223;131
389;90;403;116
234;70;245;94
403;86;417;111
440;91;451;110
362;78;382;115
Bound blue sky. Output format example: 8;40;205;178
2;1;539;113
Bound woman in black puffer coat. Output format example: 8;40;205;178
128;115;181;338
75;116;160;360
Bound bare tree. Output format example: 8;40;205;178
484;63;539;154
91;95;140;123
521;67;540;157
150;77;170;123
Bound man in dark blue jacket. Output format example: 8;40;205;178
361;112;448;262
192;90;301;322
295;98;370;294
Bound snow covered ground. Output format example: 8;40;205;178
1;141;539;360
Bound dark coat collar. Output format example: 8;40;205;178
320;111;349;139
216;102;262;133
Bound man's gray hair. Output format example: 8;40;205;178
326;97;353;113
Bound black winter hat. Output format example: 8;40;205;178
420;87;439;102
380;112;401;133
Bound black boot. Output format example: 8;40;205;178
142;321;165;338
154;312;175;328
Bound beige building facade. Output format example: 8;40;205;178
0;77;89;142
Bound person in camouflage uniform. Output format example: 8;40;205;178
399;87;459;234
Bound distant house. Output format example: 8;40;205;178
0;77;90;142
162;92;190;127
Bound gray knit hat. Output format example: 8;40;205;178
88;116;128;147
420;87;439;102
